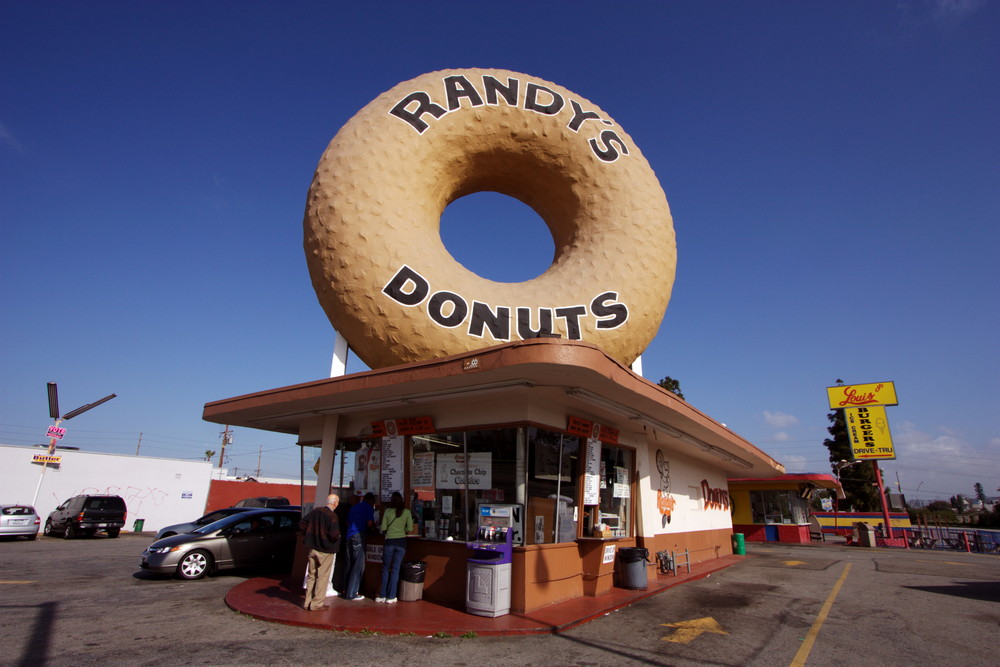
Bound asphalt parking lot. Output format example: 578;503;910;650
2;533;998;666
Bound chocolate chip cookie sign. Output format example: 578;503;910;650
304;68;676;369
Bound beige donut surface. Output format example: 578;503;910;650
304;68;676;369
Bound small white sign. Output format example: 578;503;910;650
602;544;617;564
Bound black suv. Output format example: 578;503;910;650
44;494;127;539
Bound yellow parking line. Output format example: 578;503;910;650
0;580;36;584
789;563;852;667
915;560;970;566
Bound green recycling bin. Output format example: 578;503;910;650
732;532;746;555
133;519;145;532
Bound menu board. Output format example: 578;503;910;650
583;437;601;505
411;451;435;499
379;435;404;502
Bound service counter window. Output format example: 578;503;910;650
410;428;518;542
526;427;579;544
584;443;633;538
337;421;635;546
749;490;808;524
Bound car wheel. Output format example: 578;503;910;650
43;520;54;537
27;533;38;541
63;523;76;539
106;528;120;538
176;550;212;580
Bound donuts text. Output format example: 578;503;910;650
383;265;630;342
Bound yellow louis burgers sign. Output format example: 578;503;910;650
845;405;895;460
826;381;897;409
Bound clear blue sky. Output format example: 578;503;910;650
2;2;996;503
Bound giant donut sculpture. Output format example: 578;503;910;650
304;68;676;370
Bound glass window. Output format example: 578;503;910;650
410;428;518;542
584;444;632;538
526;427;579;544
749;490;809;524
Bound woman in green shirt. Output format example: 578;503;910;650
376;491;413;603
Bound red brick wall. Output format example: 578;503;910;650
205;479;317;512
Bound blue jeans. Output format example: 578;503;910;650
344;533;366;599
379;538;406;599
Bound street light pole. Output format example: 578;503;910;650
33;383;117;506
872;461;894;540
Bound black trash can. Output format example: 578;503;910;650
399;561;427;601
616;547;649;590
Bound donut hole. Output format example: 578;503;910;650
440;192;555;283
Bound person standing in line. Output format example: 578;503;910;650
376;491;413;603
332;492;353;594
343;492;376;601
300;493;341;611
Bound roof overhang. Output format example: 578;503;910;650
728;473;845;499
203;339;785;477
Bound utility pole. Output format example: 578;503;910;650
218;426;232;469
255;445;262;478
135;432;143;456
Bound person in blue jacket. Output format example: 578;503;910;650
343;492;376;601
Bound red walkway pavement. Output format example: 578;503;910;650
226;554;742;636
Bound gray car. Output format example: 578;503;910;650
140;508;301;580
154;507;254;540
0;505;40;540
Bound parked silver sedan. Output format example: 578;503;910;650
140;508;300;580
0;504;40;540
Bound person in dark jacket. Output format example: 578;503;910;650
300;493;341;611
343;492;376;600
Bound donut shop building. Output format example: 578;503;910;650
203;338;784;613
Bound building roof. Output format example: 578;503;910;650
204;338;785;476
728;473;845;498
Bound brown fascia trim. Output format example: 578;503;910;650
202;338;601;416
202;338;781;471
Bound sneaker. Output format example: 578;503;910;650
348;595;365;601
386;598;398;604
375;597;387;603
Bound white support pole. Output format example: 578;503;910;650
308;413;341;597
330;330;349;378
630;354;643;377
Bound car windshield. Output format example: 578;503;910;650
2;506;35;515
196;511;231;525
84;497;124;510
191;515;242;535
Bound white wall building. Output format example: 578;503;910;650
1;444;213;534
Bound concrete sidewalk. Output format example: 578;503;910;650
226;554;743;636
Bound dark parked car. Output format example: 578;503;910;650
154;507;255;540
232;496;291;508
1;504;40;540
44;494;127;539
140;508;301;580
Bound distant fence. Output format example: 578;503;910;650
812;511;999;553
903;524;1000;554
